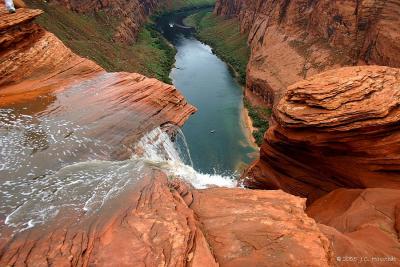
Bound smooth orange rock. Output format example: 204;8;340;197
215;0;400;106
1;173;335;266
307;188;400;266
188;187;333;266
0;7;334;267
244;66;400;202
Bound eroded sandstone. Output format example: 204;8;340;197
244;66;400;202
0;6;196;157
0;6;336;266
1;172;336;266
188;187;333;266
215;0;400;106
308;188;400;266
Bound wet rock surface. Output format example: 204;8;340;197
0;6;196;154
0;171;214;266
2;4;400;267
1;173;334;266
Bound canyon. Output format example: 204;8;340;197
214;0;400;106
51;0;158;44
0;5;332;266
213;0;400;265
1;0;400;266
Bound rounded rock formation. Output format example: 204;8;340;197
244;66;400;203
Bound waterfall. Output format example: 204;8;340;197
133;126;236;189
1;119;235;233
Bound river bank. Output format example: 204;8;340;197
183;10;271;146
24;0;216;84
156;9;257;174
241;103;257;147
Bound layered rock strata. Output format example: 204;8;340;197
188;186;333;266
0;7;335;266
214;0;400;106
244;65;400;202
0;173;334;266
0;6;195;155
214;1;400;263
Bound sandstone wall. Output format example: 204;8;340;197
244;66;400;202
0;6;195;155
215;0;400;106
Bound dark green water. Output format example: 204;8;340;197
157;12;257;175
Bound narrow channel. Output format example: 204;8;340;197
157;10;257;175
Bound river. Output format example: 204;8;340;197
0;8;254;235
156;10;257;175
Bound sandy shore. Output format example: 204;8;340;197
241;102;258;149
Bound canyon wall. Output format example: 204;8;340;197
0;6;195;157
49;0;213;45
214;0;400;106
50;0;162;44
244;66;400;202
2;5;400;265
0;7;334;266
49;0;160;44
241;64;400;264
216;0;400;203
215;1;400;262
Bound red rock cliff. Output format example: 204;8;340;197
0;7;335;266
215;0;400;106
244;66;400;202
0;6;196;156
242;65;400;265
215;2;400;262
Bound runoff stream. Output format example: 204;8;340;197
0;9;256;235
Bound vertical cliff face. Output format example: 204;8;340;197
214;2;400;260
214;0;400;106
50;0;160;44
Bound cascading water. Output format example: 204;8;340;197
133;126;236;189
0;109;235;233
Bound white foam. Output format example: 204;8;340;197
1;115;236;233
134;127;236;189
